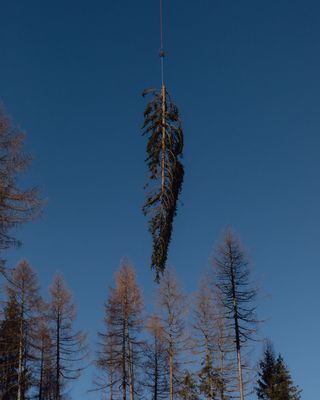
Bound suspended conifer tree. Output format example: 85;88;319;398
142;0;184;281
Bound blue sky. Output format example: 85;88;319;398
1;0;319;398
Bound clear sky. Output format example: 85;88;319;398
1;0;319;398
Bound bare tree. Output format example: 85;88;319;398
193;278;237;400
143;314;168;400
94;328;120;400
35;320;55;400
95;262;143;400
5;259;42;400
193;279;217;400
157;269;189;400
48;275;87;400
0;107;41;259
213;231;258;400
0;291;20;398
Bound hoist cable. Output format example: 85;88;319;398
160;0;165;86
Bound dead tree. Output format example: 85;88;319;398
48;275;87;400
95;262;143;400
143;314;169;400
0;107;41;259
213;231;258;400
193;278;237;400
0;292;20;398
5;259;42;400
36;321;55;400
157;269;189;400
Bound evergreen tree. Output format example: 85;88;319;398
177;371;199;400
256;343;301;400
142;88;184;281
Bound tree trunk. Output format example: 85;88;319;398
154;336;158;400
128;340;134;400
17;296;25;400
169;340;173;400
56;313;60;400
38;344;44;400
122;319;127;400
231;267;244;400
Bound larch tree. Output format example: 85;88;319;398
35;318;55;400
0;292;20;399
193;279;236;400
0;107;40;265
213;231;258;400
143;314;168;400
157;269;189;400
256;342;301;400
48;275;87;400
95;262;143;400
5;259;42;400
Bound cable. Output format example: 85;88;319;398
160;0;165;86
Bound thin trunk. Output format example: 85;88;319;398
17;298;25;400
219;344;225;400
38;344;44;400
128;339;134;400
205;337;213;400
230;266;244;400
56;313;60;400
154;336;158;400
122;319;127;400
169;340;173;400
109;370;113;400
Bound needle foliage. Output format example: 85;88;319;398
142;88;184;281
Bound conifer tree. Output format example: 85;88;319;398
48;275;86;400
157;269;189;400
193;278;237;400
142;88;184;281
143;314;168;400
193;280;218;400
0;107;40;258
35;321;55;400
256;343;301;400
95;262;143;400
213;231;258;400
0;292;20;399
5;259;42;400
177;371;199;400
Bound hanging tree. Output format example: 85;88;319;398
142;0;184;281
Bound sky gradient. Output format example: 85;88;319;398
1;1;319;398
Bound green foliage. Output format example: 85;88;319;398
198;356;228;400
256;343;301;400
142;88;184;281
178;371;199;400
